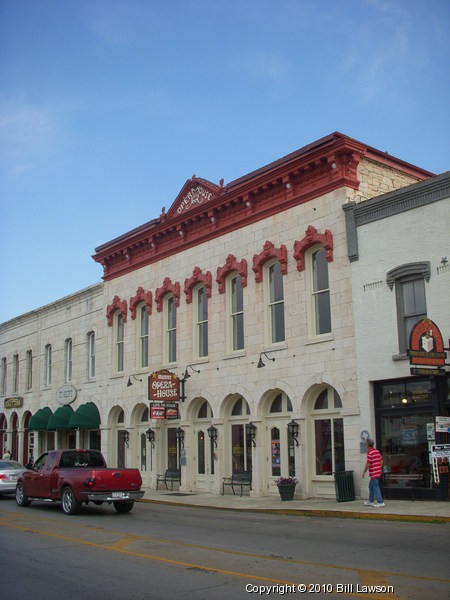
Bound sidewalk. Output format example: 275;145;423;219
140;488;450;523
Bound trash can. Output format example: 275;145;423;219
334;470;355;502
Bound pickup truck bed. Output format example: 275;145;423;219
16;449;144;515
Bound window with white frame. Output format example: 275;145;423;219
26;350;33;390
13;353;19;393
65;338;73;382
139;304;149;368
114;312;124;372
1;357;6;395
195;286;208;358
265;261;285;344
307;246;331;337
227;274;244;352
87;332;95;379
165;295;177;364
45;344;52;386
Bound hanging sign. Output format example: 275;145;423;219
148;370;180;402
408;319;446;367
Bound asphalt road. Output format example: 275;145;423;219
0;496;449;600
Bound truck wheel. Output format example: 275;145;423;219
16;482;31;507
61;487;81;515
114;501;134;514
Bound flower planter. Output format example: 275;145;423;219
277;484;296;501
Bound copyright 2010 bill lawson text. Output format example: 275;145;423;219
246;583;395;594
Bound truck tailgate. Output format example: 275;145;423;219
93;468;142;491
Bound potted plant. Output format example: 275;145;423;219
276;476;298;501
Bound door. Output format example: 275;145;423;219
195;428;215;492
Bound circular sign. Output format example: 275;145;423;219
56;384;77;405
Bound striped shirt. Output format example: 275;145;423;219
367;447;383;479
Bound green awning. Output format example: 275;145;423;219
68;402;100;430
28;407;52;431
47;405;74;430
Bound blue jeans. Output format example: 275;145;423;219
369;478;383;503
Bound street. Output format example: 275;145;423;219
0;496;449;599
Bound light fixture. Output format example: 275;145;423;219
146;428;155;448
257;352;276;368
127;374;142;387
180;365;200;402
176;427;185;448
207;425;218;448
287;419;299;446
245;422;257;446
121;430;130;447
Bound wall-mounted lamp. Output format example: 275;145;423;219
287;419;299;446
127;374;142;387
257;352;276;368
176;427;185;448
180;365;200;402
146;428;155;448
245;422;257;446
207;425;218;448
121;430;130;447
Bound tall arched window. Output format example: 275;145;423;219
115;313;124;372
139;305;149;368
227;274;244;352
87;332;95;379
165;295;177;364
310;247;331;336
45;344;52;386
195;286;208;358
266;261;285;344
65;339;73;382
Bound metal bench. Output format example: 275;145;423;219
222;471;252;496
382;473;424;500
156;469;181;491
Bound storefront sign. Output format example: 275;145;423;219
150;402;179;420
408;318;446;367
148;370;180;401
4;396;23;409
56;384;77;405
435;416;450;433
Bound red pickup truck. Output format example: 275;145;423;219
16;449;144;515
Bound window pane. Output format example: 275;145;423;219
315;290;331;334
313;249;329;291
233;313;244;350
117;314;124;372
271;428;281;476
197;288;208;357
140;307;149;368
271;302;285;343
197;431;205;474
231;276;244;351
269;263;284;303
333;418;345;472
315;419;332;475
167;297;176;363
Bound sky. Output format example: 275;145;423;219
1;0;449;324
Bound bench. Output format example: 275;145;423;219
156;469;181;491
382;473;424;501
222;471;252;496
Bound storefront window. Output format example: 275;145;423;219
271;427;280;476
197;431;205;474
312;387;344;475
231;424;252;472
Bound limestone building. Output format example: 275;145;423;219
1;132;436;499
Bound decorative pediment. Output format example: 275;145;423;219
106;296;128;327
293;226;333;272
129;287;152;319
216;254;248;294
252;241;288;283
184;267;212;304
167;176;221;219
155;277;181;312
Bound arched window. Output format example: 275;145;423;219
266;261;285;344
65;339;73;382
165;295;177;364
114;313;124;373
87;332;95;379
45;344;52;386
308;246;331;336
227;274;244;352
139;304;149;368
195;286;208;358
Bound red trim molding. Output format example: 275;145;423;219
293;226;333;272
155;277;181;312
106;296;128;327
216;254;248;294
184;267;212;304
129;287;153;320
252;240;288;283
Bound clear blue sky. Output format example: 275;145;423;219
1;0;449;323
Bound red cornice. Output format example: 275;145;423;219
129;287;152;319
252;241;288;283
93;133;433;281
293;226;334;272
184;267;212;304
106;296;128;327
155;277;180;312
216;254;248;294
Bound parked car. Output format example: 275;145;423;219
16;449;144;514
0;460;25;496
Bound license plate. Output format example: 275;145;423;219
112;492;125;498
10;475;18;481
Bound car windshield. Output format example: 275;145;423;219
0;460;23;469
58;451;105;468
